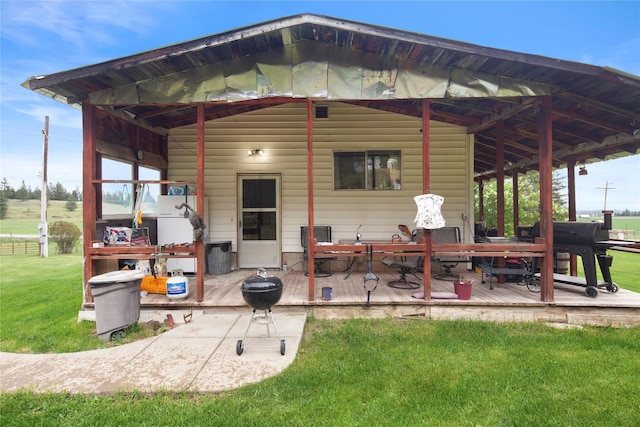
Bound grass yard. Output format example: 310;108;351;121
0;255;103;353
0;254;160;353
1;319;639;426
1;251;639;425
0;249;638;354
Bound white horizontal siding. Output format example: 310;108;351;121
167;102;473;254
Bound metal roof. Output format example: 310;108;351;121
23;13;640;179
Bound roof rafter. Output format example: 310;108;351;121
467;98;540;134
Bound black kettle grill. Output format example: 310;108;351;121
236;269;285;355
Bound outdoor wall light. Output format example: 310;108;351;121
248;149;264;156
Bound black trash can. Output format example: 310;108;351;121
88;270;144;341
206;241;232;275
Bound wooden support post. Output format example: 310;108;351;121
567;159;578;276
513;171;519;235
422;99;432;301
537;96;555;302
478;180;485;222
306;100;315;301
196;103;206;302
496;121;506;282
496;121;505;237
82;103;97;304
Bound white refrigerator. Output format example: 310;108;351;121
156;195;208;273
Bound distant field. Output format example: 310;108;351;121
0;199;82;236
577;215;640;240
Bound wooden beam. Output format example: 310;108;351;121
475;131;640;179
478;180;485;222
566;159;579;276
537;95;555;302
555;90;640;122
508;114;592;148
513;171;519;234
553;107;632;135
496;120;505;239
134;104;195;120
467;98;540;134
82;102;97;304
422;99;432;301
307;100;315;301
474;134;538;158
196;103;205;302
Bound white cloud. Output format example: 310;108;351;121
15;101;82;131
2;1;157;48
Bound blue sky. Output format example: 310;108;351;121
1;0;639;211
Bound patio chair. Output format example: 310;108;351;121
381;224;422;289
431;226;469;279
381;256;422;289
301;226;333;278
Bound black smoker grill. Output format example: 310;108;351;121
533;218;621;298
236;269;285;355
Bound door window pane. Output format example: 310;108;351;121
242;212;277;240
243;179;276;208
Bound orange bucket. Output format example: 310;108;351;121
141;276;169;294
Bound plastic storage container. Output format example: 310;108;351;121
206;241;232;275
88;270;144;341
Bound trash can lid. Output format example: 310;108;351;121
88;269;144;285
207;240;232;246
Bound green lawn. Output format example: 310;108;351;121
1;253;639;426
1;319;639;426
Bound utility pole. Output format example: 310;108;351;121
597;180;615;212
39;116;49;258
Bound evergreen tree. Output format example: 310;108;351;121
48;181;68;201
65;197;78;212
15;181;29;201
0;191;8;219
1;178;15;198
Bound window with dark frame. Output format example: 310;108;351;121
333;150;401;190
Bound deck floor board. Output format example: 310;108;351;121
138;268;640;312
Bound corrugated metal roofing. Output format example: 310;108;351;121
22;13;640;179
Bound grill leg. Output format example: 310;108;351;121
241;309;258;340
268;308;281;339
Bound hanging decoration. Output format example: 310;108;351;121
414;193;446;229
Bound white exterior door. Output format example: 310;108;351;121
237;174;281;268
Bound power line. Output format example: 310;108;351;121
596;180;615;211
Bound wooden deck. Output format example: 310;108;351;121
95;268;640;327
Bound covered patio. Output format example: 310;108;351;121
22;14;640;311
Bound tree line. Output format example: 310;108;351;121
1;178;81;202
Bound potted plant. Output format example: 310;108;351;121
454;276;473;300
